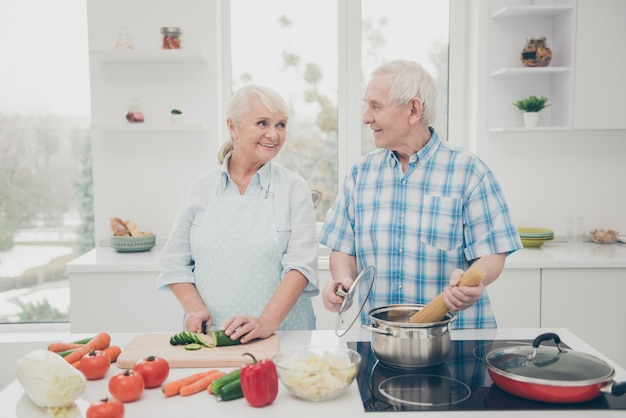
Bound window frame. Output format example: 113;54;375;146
220;0;469;196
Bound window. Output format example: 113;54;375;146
230;0;450;220
0;0;92;324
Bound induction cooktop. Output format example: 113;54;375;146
347;339;626;412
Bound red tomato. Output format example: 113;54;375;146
132;355;170;388
86;397;124;418
80;350;111;380
108;369;144;402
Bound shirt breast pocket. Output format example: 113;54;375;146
419;195;463;251
275;220;291;254
189;211;205;256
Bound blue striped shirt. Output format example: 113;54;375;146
320;130;522;329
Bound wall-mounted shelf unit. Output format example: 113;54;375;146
86;0;221;245
487;0;576;132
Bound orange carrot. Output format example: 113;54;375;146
72;360;81;369
48;342;84;353
180;370;225;396
102;345;122;363
162;370;220;397
64;333;112;364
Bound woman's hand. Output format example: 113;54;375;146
184;309;212;333
442;269;484;311
322;278;354;312
221;315;276;344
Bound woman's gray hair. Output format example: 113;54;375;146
218;84;290;163
371;60;438;125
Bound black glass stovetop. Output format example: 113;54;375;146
347;339;626;412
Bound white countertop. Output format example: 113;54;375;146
2;328;626;418
67;242;626;274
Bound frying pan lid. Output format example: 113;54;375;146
485;333;614;385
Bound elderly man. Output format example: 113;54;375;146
320;60;522;329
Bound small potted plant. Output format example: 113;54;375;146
170;108;183;124
513;96;550;127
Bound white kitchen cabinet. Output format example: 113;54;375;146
573;0;626;130
487;268;541;328
69;271;184;333
541;268;626;369
486;0;576;132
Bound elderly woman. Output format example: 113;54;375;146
158;85;318;343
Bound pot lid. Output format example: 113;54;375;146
334;266;375;337
485;333;614;385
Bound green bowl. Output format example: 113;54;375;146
520;237;553;248
111;235;156;252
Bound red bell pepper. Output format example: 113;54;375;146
240;352;278;407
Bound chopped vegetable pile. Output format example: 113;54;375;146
278;351;357;401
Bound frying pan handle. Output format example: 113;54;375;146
610;381;626;397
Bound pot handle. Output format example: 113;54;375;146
360;323;398;337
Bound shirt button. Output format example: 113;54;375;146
398;248;403;253
397;283;403;290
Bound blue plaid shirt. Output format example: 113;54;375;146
320;129;522;329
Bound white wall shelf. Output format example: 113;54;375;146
490;66;571;77
492;4;574;19
488;126;570;133
91;123;208;132
90;49;208;63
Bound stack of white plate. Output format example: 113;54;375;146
517;227;554;248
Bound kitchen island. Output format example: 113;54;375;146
1;328;625;417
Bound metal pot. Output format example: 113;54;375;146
485;332;626;403
334;267;456;370
361;304;456;370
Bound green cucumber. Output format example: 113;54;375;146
211;330;241;347
210;369;241;395
217;378;243;401
58;348;77;357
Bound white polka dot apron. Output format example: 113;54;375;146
192;164;315;330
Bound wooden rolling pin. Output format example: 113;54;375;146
408;266;486;324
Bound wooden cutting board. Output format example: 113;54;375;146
117;333;279;368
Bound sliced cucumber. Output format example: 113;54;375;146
185;343;202;350
169;331;211;347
